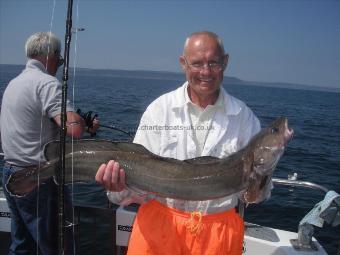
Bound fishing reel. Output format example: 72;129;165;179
76;109;98;137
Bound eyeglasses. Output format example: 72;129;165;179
183;57;224;72
58;54;64;67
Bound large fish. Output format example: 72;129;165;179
5;117;293;202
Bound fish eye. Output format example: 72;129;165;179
271;127;279;133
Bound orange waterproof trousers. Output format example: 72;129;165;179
127;200;244;255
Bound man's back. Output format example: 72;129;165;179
1;59;60;166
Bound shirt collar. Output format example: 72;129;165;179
26;59;48;74
172;81;241;116
181;82;224;111
221;89;242;116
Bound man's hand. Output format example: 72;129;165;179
88;117;99;136
54;112;85;138
76;109;100;136
95;160;126;192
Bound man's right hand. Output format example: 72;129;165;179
95;160;126;192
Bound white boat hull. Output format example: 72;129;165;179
0;195;10;233
0;191;328;254
115;205;327;255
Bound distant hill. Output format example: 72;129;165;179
73;67;340;93
230;79;340;93
1;64;339;93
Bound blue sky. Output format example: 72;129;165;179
0;0;339;89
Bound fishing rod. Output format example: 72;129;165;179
100;124;133;138
58;0;73;253
77;109;134;138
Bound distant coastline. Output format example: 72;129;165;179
1;64;339;93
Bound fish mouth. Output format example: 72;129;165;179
284;119;294;145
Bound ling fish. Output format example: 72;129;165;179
5;117;293;203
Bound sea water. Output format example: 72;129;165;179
0;64;339;254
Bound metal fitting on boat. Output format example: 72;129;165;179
291;223;318;251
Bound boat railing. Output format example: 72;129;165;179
239;176;336;252
272;177;329;194
238;177;329;218
273;177;333;251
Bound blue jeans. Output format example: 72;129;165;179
3;164;74;255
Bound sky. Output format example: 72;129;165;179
0;0;339;89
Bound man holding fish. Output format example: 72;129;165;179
96;31;281;255
3;31;293;255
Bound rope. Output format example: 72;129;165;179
186;211;204;236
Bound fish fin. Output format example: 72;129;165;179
111;142;153;155
44;139;82;160
44;139;154;160
242;153;254;184
5;165;48;197
184;156;220;164
44;140;59;161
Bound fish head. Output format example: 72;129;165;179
252;117;293;175
242;117;293;204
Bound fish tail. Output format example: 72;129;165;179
5;165;50;197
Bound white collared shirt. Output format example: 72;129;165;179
130;82;261;214
187;88;224;156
